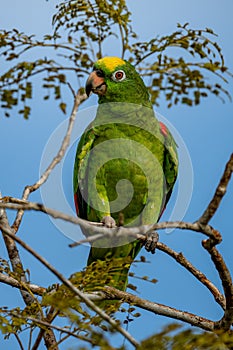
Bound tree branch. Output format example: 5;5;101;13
198;153;233;225
0;200;58;349
31;307;58;350
12;89;87;233
1;154;233;337
194;153;233;331
104;286;215;331
0;272;45;295
0;199;217;242
0;205;35;305
202;240;233;331
14;332;24;350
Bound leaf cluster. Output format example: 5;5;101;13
0;1;231;118
0;308;106;349
0;287;123;349
0;29;86;118
139;324;233;350
132;23;231;107
53;0;135;59
42;258;126;317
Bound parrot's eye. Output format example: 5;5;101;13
112;70;126;82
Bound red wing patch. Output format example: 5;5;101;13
159;121;168;137
74;193;79;215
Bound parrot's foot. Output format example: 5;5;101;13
101;216;116;228
143;231;159;254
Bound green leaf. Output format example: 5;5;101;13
59;102;67;114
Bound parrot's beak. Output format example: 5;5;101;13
85;70;107;97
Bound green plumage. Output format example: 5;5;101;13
73;57;178;293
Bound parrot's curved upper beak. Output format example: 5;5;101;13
85;70;107;97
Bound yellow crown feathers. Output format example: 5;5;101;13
96;57;126;71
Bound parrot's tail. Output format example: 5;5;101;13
82;255;133;313
84;255;132;292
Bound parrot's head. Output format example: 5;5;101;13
85;56;151;106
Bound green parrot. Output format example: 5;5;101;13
73;56;178;293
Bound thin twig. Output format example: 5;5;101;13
15;314;98;346
28;327;33;350
202;240;233;331
119;23;126;59
156;242;226;309
14;332;24;350
0;223;139;348
198;153;233;225
31;329;44;350
0;66;89;89
12;89;87;233
50;333;71;349
87;0;102;58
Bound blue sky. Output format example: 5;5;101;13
0;1;233;349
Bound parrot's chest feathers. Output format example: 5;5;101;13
84;121;165;226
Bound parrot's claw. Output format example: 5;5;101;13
101;216;116;228
144;231;159;254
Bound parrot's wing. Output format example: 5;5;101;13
159;121;178;211
73;127;96;219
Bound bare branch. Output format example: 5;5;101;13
0;199;217;242
104;286;215;331
12;89;87;233
198;153;233;225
